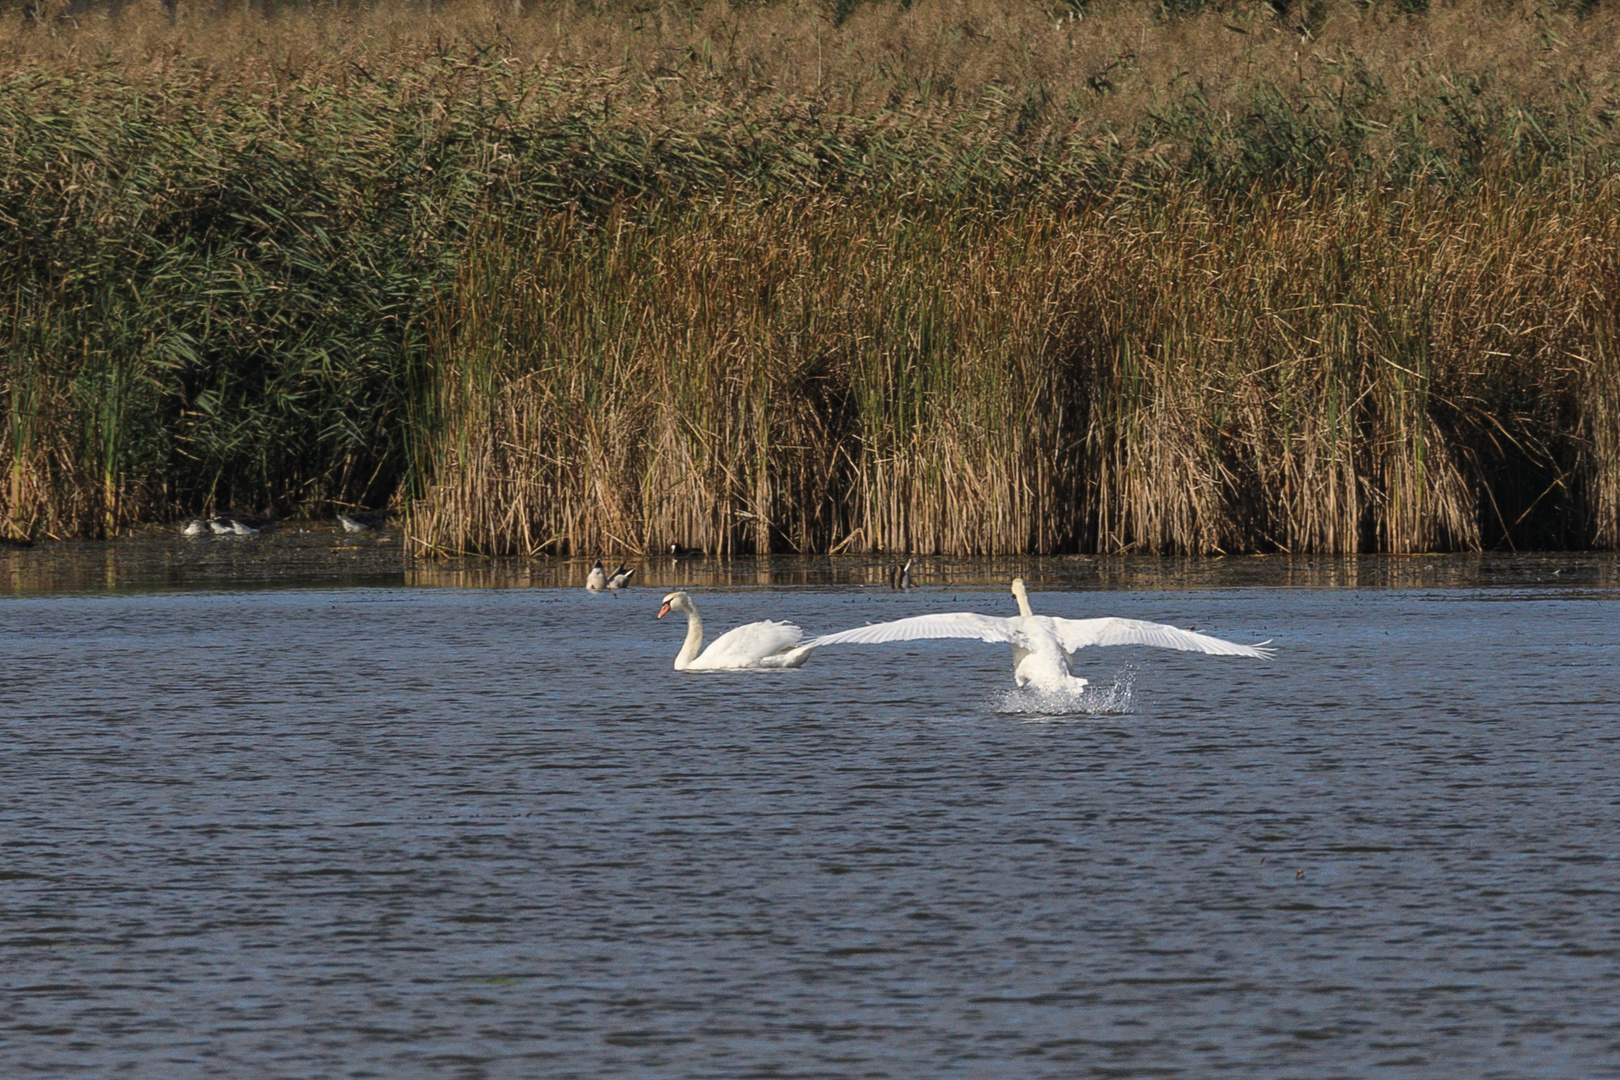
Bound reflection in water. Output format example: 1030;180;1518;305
2;524;1618;595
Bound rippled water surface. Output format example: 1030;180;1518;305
3;546;1619;1077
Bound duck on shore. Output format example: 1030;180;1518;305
338;512;385;533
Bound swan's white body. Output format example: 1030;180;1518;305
585;560;607;592
658;591;818;671
810;578;1273;693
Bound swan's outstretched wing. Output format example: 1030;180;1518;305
698;619;807;667
809;613;1021;648
1044;616;1275;659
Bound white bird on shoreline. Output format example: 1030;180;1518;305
657;591;818;671
607;563;636;590
809;578;1273;693
208;518;233;535
586;560;607;592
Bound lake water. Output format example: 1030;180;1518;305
3;535;1619;1077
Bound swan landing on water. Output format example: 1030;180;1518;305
657;591;819;671
808;578;1274;693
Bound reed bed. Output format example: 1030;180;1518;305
5;0;1620;547
412;178;1620;555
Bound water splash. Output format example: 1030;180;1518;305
993;666;1136;718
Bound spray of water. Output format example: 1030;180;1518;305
992;665;1137;718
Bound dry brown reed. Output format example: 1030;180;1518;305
411;178;1620;556
8;0;1620;547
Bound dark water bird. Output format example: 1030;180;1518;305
886;559;914;589
607;564;636;590
586;560;608;592
226;514;278;536
668;543;701;558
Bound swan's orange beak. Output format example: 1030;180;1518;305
656;602;671;619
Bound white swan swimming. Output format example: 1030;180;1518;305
585;560;607;592
810;578;1273;693
657;591;818;671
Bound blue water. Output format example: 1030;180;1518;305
3;576;1619;1077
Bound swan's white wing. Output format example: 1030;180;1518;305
694;619;806;668
1045;616;1275;659
809;613;1021;648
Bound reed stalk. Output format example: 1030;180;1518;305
411;177;1620;555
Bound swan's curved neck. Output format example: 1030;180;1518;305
1012;581;1034;618
673;606;704;669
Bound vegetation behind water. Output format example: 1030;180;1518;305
4;0;1620;552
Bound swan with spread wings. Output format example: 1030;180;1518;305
809;578;1273;693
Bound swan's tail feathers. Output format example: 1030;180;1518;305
759;643;819;669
